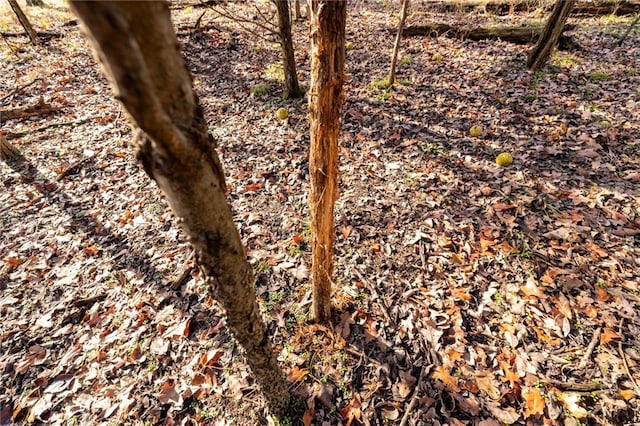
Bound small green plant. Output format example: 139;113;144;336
288;243;304;256
377;89;392;102
400;57;412;65
268;290;285;305
265;63;285;81
582;87;598;99
524;93;537;103
553;53;580;68
625;67;640;76
255;259;272;273
371;77;391;90
589;70;610;81
146;355;159;372
492;291;504;306
250;84;268;96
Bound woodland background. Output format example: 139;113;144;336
1;0;640;425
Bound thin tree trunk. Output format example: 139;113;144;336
618;14;640;46
308;0;346;323
388;0;410;87
68;1;290;416
7;0;40;45
294;0;301;20
527;0;575;71
274;0;303;99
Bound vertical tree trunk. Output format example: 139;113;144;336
527;0;575;71
68;1;290;416
388;0;410;87
294;0;302;20
274;0;304;99
7;0;40;45
308;0;347;323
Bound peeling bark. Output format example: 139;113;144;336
308;0;347;323
68;1;290;416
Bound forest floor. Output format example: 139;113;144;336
1;1;640;425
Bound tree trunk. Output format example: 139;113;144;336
527;0;576;71
308;0;346;323
7;0;40;45
0;134;20;161
274;0;304;99
68;1;290;416
388;0;410;87
294;0;302;20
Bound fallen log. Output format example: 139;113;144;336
421;0;640;16
403;23;579;49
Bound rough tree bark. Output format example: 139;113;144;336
527;0;576;71
308;0;347;323
274;0;304;99
388;0;410;87
7;0;40;45
68;1;290;416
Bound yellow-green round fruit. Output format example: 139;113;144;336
276;107;288;120
346;41;355;51
469;125;483;137
495;152;513;167
432;52;443;61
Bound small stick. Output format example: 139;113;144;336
0;77;43;104
617;14;640;46
577;327;601;370
399;365;428;426
618;319;640;396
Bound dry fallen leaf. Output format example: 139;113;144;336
287;365;309;382
600;327;621;345
432;365;460;393
522;385;546;418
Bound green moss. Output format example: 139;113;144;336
250;84;268;96
589;70;610;81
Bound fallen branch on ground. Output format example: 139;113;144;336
403;23;578;49
0;98;61;121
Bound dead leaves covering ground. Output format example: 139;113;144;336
1;1;640;425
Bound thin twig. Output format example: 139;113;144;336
577;327;601;370
399;365;428;426
205;1;278;42
6;117;93;140
56;156;93;181
0;78;43;105
617;14;640;46
618;319;640;396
